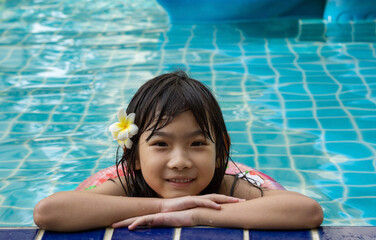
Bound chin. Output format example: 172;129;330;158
160;191;200;198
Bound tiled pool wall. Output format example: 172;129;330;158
0;0;376;229
1;227;376;240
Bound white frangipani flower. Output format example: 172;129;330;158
109;109;138;149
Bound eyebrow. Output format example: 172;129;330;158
147;129;206;140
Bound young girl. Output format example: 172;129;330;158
33;71;323;232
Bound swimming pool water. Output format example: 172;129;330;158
0;0;375;227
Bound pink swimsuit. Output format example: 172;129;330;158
76;161;285;191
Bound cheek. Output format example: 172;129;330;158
140;163;157;188
140;164;164;197
138;153;164;186
198;151;217;178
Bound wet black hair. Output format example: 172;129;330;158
115;70;231;197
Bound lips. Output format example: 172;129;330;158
167;178;194;183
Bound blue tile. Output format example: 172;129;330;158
319;227;376;240
325;142;373;160
42;228;105;240
249;230;312;240
0;228;38;240
181;227;243;240
112;227;174;240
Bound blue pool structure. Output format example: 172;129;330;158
0;0;376;239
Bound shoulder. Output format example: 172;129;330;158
219;174;269;200
81;177;127;196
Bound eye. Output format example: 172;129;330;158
191;141;206;147
153;141;168;147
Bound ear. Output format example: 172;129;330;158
135;157;141;170
215;156;221;168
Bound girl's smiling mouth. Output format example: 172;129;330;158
167;178;195;185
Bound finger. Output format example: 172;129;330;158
128;215;156;230
201;194;245;203
191;198;221;210
176;197;222;210
163;198;220;212
112;217;137;228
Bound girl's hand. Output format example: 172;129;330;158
112;209;196;230
111;194;244;230
160;194;244;213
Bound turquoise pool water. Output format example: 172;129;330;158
0;0;375;227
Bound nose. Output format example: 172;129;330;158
167;148;192;170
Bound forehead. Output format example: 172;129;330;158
147;111;198;131
143;110;214;142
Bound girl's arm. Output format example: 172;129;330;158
34;190;159;232
114;190;323;230
113;177;323;230
207;175;324;229
33;179;241;232
193;190;323;229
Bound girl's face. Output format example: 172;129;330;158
137;111;216;198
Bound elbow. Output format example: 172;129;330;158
303;199;324;229
34;196;62;231
34;198;56;230
34;199;50;230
